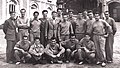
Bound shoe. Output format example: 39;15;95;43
101;62;106;67
16;62;20;65
8;61;14;64
66;60;69;63
96;61;101;65
57;61;63;64
50;61;54;64
107;61;113;63
78;62;83;65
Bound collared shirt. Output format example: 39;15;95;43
59;21;73;35
15;40;31;51
75;19;86;34
17;17;29;30
46;43;64;55
105;17;117;34
77;37;95;51
29;43;44;55
92;19;111;35
30;18;41;32
85;18;95;34
61;39;79;50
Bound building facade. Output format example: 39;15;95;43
0;0;57;24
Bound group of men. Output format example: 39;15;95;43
3;8;117;67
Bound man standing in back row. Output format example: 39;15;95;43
104;11;117;63
3;12;18;63
91;12;111;67
17;9;29;41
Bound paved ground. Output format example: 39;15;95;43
0;22;120;68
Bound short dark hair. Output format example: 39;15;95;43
33;11;39;15
95;11;100;15
42;10;48;14
22;35;28;39
57;8;62;12
34;37;40;41
70;34;75;38
20;8;26;12
50;37;57;41
88;10;93;13
104;11;109;13
52;11;57;14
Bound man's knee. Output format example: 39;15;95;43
26;53;32;59
89;53;95;58
77;49;82;53
14;50;20;54
66;49;71;52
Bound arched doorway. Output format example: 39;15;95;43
108;2;120;21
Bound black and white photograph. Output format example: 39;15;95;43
0;0;120;68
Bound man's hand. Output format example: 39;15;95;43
56;54;60;57
104;34;109;38
39;53;42;56
71;50;77;57
51;55;56;58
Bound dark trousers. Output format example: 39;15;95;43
6;40;16;62
75;49;95;63
14;50;31;62
105;34;114;61
45;53;64;63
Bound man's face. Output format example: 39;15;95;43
57;10;62;15
52;12;57;18
94;14;100;21
70;36;76;42
63;15;68;21
34;13;39;18
23;37;28;42
20;10;26;17
78;13;83;19
88;12;93;19
104;12;109;18
83;11;88;16
69;12;73;18
51;39;56;46
35;39;40;44
85;35;90;40
42;12;48;18
10;13;16;19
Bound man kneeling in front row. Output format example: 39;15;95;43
77;35;96;65
14;36;31;65
45;37;65;64
29;37;45;64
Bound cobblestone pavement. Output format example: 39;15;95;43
0;22;120;68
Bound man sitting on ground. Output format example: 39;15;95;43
14;36;31;65
61;34;79;63
29;37;45;64
77;35;96;65
45;37;65;64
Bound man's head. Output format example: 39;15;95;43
88;10;94;19
10;12;16;19
22;36;28;42
68;9;74;18
33;11;39;18
70;34;76;42
52;11;57;18
94;12;100;21
42;10;48;18
84;35;90;40
57;8;62;16
20;8;26;17
50;37;57;46
34;37;40;44
62;13;68;21
104;11;110;19
83;10;88;16
78;12;83;19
